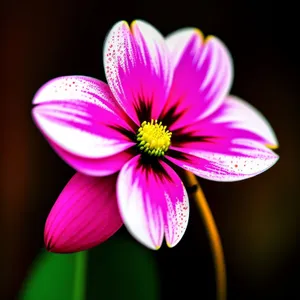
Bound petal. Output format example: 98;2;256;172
45;173;122;253
162;29;233;130
117;155;189;249
32;76;135;159
104;20;172;125
50;141;134;176
209;95;279;148
166;139;279;182
171;95;279;150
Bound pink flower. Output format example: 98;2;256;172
32;20;279;252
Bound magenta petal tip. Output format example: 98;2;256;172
44;173;122;253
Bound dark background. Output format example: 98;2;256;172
1;0;298;299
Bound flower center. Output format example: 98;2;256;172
136;119;172;157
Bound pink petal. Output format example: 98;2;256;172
117;155;189;249
166;139;279;182
32;76;135;159
45;173;122;253
172;95;279;151
50;141;134;176
104;20;172;125
209;95;279;148
162;29;233;130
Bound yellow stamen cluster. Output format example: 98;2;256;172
136;119;172;157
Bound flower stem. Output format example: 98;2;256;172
73;251;87;300
183;171;226;300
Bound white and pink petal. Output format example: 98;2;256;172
167;139;279;182
104;20;172;125
117;155;189;249
208;96;279;148
169;95;279;178
32;76;135;159
162;29;233;130
50;141;134;176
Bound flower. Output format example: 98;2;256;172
32;20;279;252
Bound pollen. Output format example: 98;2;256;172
136;119;172;157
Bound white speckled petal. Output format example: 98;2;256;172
104;20;172;125
167;139;279;182
32;76;134;159
117;155;189;249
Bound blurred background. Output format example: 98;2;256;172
0;0;298;299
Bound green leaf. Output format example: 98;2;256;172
20;251;77;300
19;236;159;300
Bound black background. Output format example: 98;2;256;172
1;0;298;299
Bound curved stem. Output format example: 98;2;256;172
73;250;87;300
183;171;226;300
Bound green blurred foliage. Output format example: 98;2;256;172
20;251;76;300
19;237;159;300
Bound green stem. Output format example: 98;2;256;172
73;251;87;300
